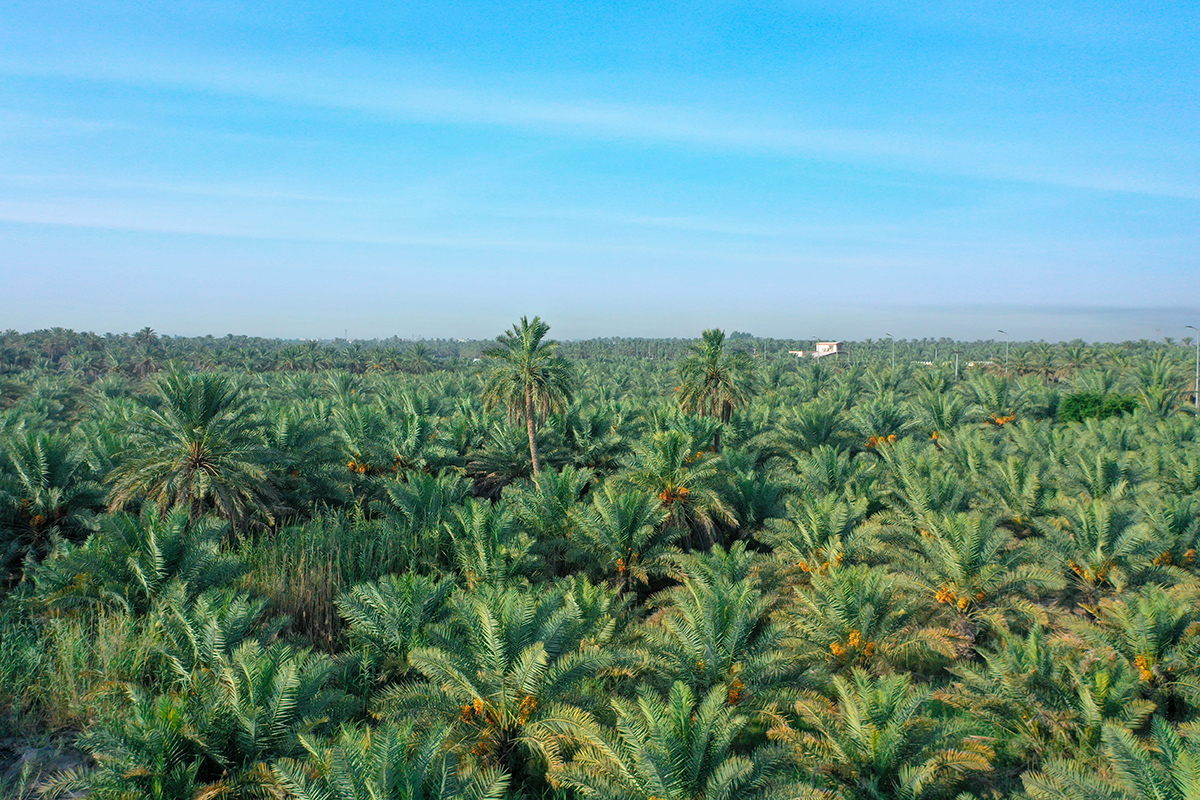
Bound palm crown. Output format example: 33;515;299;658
107;369;276;529
675;329;756;451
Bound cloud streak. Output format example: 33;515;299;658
3;51;1198;200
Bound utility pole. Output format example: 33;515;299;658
1188;326;1200;412
998;330;1009;375
886;333;895;369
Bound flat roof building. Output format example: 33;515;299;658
788;341;846;359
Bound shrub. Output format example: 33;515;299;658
1059;392;1138;424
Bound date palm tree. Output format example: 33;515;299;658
909;388;967;436
761;492;874;573
378;581;622;794
444;499;535;590
545;681;799;800
788;564;961;675
1023;718;1200;800
562;404;632;475
49;635;345;800
265;401;349;516
774;398;851;457
902;512;1063;644
1141;495;1200;576
878;440;970;532
976;454;1048;537
623;429;736;549
482;316;574;477
943;626;1154;772
0;428;103;581
511;464;591;577
404;342;436;375
1068;583;1200;713
373;471;470;572
780;669;992;800
641;565;802;710
155;585;283;677
1037;499;1155;605
273;720;510;800
201;640;348;773
720;457;789;541
675;329;756;452
963;372;1023;423
336;572;456;682
791;443;877;500
850;392;915;443
107;370;276;530
41;689;221;800
572;483;674;592
33;505;243;615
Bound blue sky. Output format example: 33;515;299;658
2;1;1197;341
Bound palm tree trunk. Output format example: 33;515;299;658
525;384;542;476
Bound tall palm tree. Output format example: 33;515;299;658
675;329;756;452
482;317;574;476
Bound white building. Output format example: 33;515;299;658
789;341;846;359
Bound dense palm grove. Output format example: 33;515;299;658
2;321;1199;800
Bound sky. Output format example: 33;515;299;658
1;1;1198;342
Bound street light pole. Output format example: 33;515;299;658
1187;326;1200;412
998;330;1009;375
886;333;895;370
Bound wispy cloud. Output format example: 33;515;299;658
0;199;905;265
3;51;1197;200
